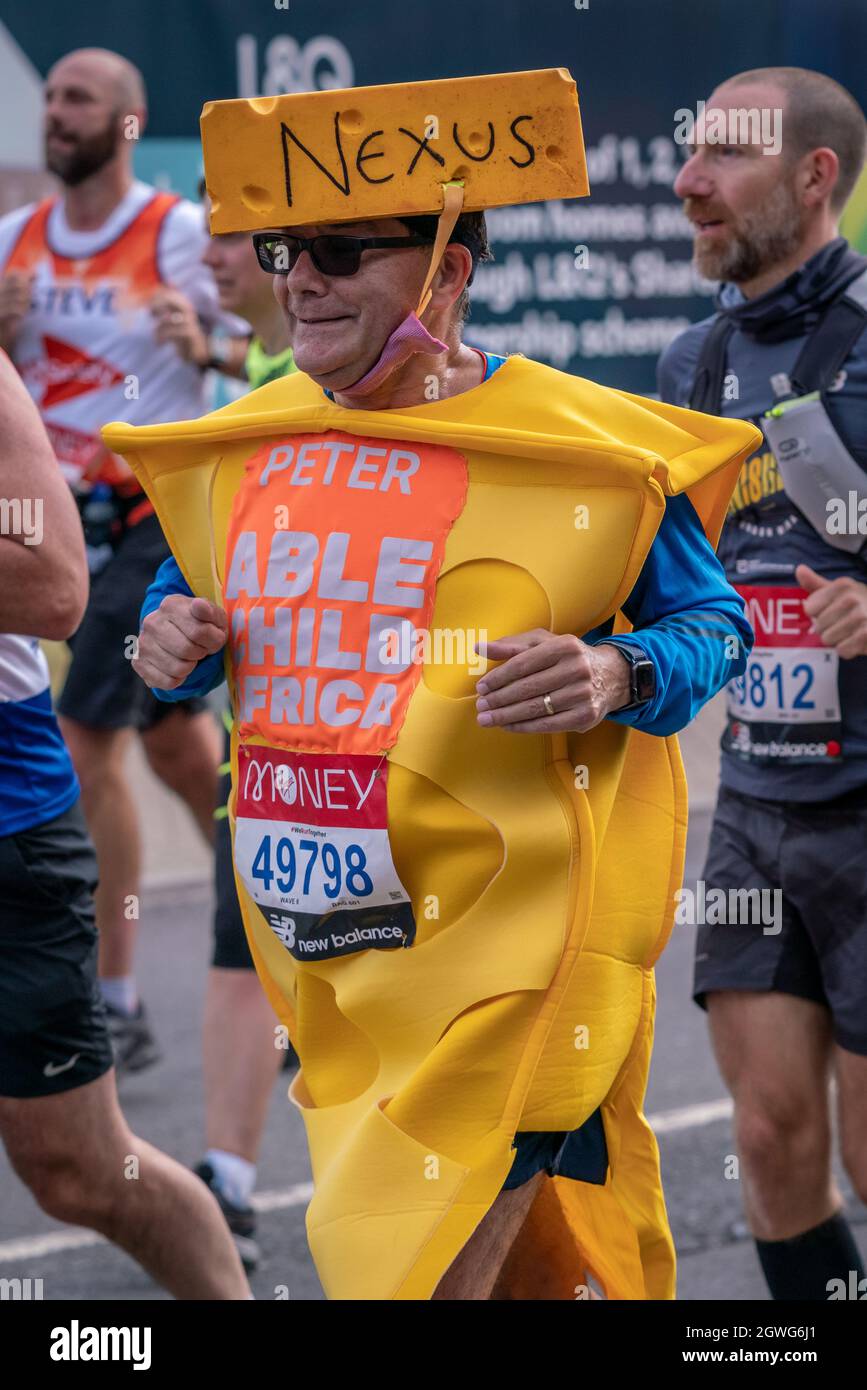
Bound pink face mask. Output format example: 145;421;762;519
337;181;465;402
337;313;448;400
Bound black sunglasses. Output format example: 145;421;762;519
252;231;433;278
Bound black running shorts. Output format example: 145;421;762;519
503;1110;610;1190
0;801;114;1098
694;785;867;1056
57;511;206;732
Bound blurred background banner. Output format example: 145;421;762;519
1;0;865;393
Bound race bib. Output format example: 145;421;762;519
724;585;842;764
234;744;415;961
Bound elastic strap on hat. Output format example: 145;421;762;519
415;181;465;317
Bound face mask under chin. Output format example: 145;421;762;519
336;311;448;400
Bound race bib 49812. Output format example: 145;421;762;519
725;584;842;765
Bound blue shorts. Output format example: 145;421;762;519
503;1108;609;1190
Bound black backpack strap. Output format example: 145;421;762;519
688;314;736;412
789;267;867;395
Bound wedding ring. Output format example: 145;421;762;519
542;692;555;717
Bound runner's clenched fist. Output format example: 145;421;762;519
134;594;227;690
797;564;867;660
150;287;210;366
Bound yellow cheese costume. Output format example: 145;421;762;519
104;71;761;1300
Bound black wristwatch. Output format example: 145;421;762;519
596;641;656;711
203;335;233;372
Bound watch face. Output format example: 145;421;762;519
634;660;655;703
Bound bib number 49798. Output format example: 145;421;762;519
250;833;374;901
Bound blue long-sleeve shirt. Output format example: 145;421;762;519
140;488;751;738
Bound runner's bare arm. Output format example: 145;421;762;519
134;593;228;690
0;348;88;637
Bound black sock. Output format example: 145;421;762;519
756;1212;866;1300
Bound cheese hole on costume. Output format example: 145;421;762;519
227;525;432;729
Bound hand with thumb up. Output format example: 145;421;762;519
795;564;867;660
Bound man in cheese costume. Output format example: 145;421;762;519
107;70;761;1300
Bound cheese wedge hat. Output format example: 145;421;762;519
105;70;762;1299
201;69;589;395
200;67;589;231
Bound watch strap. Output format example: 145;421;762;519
595;640;655;710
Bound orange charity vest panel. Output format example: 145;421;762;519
225;429;469;962
7;191;187;494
